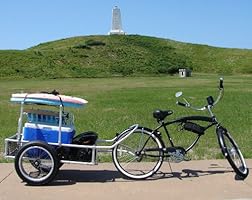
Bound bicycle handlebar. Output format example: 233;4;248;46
177;101;187;107
176;78;224;111
213;78;224;106
219;77;224;89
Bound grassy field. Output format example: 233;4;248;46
0;74;251;162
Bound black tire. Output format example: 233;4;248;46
217;127;249;179
14;141;59;185
112;127;164;179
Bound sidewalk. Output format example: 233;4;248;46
1;159;252;200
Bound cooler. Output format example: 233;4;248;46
22;123;75;144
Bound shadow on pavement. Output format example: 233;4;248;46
50;169;123;186
48;167;233;186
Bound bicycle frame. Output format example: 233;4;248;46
153;115;218;154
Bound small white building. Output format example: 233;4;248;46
179;68;192;78
109;6;125;35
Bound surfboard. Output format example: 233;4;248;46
10;93;88;108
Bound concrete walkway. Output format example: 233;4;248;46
1;159;252;200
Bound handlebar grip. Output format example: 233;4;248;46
177;101;187;107
219;78;224;89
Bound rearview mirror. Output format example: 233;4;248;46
175;91;183;98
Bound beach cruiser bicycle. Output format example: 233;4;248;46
112;78;249;180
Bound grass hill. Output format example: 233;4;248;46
0;35;252;79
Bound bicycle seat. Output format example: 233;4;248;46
153;109;173;121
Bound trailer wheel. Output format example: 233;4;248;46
15;141;59;185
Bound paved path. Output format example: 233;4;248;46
1;160;252;200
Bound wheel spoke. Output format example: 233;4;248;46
120;156;138;168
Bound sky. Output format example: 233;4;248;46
0;0;252;50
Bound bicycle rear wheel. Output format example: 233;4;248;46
217;127;249;179
112;127;164;179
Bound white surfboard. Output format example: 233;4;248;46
11;93;88;108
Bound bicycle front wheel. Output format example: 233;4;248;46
112;127;164;179
217;127;249;179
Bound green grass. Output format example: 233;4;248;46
0;74;251;162
0;35;252;79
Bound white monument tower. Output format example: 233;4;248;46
109;6;125;35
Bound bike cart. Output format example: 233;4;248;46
4;78;249;185
4;91;138;185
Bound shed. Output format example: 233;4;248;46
179;68;191;77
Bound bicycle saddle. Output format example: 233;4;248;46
153;109;173;121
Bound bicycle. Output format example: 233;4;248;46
112;78;249;180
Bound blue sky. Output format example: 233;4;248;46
0;0;251;50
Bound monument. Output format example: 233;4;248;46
109;6;125;35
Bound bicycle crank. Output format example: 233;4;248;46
164;147;188;163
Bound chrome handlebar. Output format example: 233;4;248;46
176;78;224;111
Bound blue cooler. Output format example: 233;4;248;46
22;123;75;144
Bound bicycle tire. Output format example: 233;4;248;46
112;127;164;179
14;141;59;185
217;127;249;179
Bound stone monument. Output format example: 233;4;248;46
109;6;125;35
